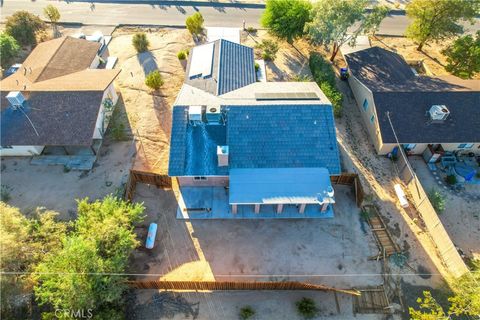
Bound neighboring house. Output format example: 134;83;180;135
1;36;120;157
343;47;480;156
168;39;341;217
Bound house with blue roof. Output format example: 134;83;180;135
168;39;342;219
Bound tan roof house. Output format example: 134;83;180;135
1;36;120;163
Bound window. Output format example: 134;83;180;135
193;176;208;181
404;144;416;150
362;99;369;111
458;143;474;149
370;114;375;123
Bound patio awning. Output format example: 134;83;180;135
229;168;334;205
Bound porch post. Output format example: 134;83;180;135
299;203;306;214
254;204;260;214
276;204;283;214
232;204;237;215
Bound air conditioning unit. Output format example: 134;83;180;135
206;106;221;124
188;105;202;123
429;105;450;121
6;91;25;108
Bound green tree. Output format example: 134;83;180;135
145;70;164;90
132;32;149;53
43;5;60;25
0;33;20;68
410;272;480;319
261;0;312;43
295;297;318;319
33;196;144;319
442;31;480;79
428;188;446;213
363;6;389;36
405;0;480;51
306;0;383;61
239;305;255;320
5;10;46;46
186;12;204;36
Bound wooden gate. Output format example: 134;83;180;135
331;173;364;207
125;170;172;200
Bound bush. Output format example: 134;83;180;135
1;185;11;202
246;26;257;33
145;70;164;90
296;297;318;319
309;53;343;117
257;39;279;61
320;82;343;117
5;11;46;46
239;306;255;320
0;33;20;67
254;62;260;72
43;5;60;24
186;12;204;36
428;188;446;213
177;50;187;60
132;32;149;53
446;174;457;185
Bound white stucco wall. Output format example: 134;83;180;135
92;83;119;139
0;146;44;156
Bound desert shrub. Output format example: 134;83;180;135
239;305;255;320
254;62;260;72
446;174;457;185
428;188;446;213
256;39;279;61
246;26;257;33
177;50;187;60
296;297;318;319
186;12;204;36
0;33;20;67
145;70;164;90
5;10;46;46
132;32;149;53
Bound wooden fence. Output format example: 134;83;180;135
395;155;468;278
127;280;360;296
331;173;364;207
125;170;172;200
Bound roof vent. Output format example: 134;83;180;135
6;91;25;109
217;145;229;167
429;105;450;121
206;106;221;124
188;105;202;124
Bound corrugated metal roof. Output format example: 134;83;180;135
227;105;341;174
229;168;333;204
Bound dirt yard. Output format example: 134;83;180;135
107;28;193;175
409;157;480;257
0;138;133;218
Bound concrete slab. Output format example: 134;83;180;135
176;186;334;219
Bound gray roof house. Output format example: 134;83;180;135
0;36;120;168
168;40;341;219
343;46;480;156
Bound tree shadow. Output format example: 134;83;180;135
137;51;159;76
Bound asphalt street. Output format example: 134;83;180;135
1;0;479;36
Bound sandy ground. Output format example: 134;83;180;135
130;290;399;320
130;184;384;289
108;28;193;174
409;157;480;257
0;139;134;217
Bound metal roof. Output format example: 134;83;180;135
229;167;334;204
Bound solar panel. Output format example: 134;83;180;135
188;42;215;79
255;92;319;101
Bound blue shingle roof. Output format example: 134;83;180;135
227;105;341;174
217;40;256;95
168;105;341;176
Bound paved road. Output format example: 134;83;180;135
1;0;479;36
